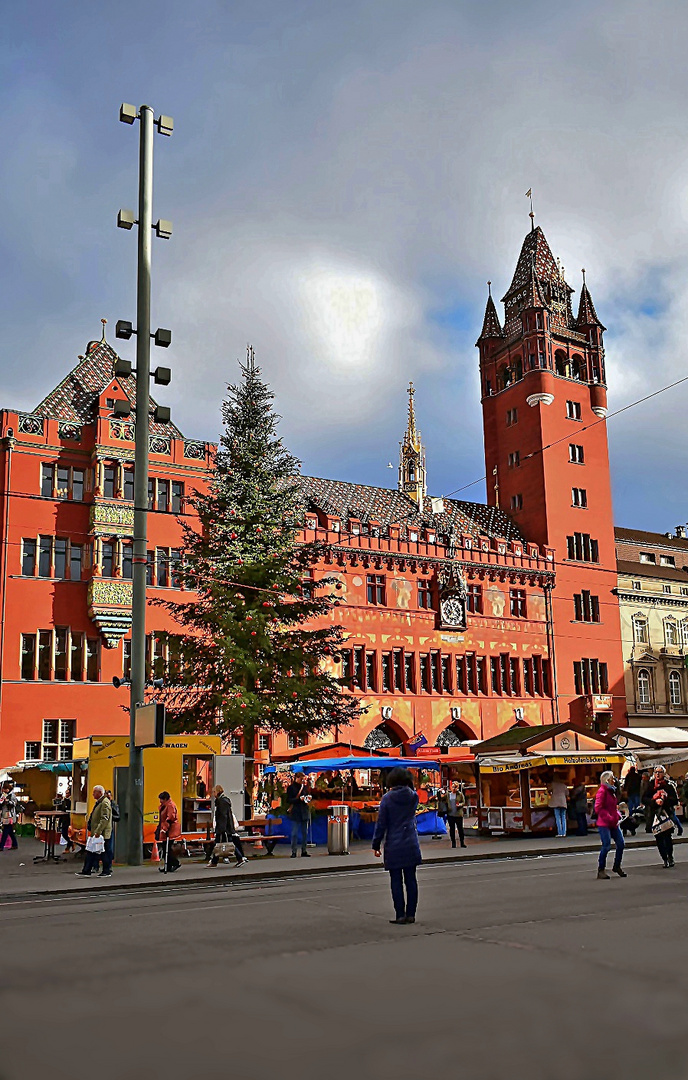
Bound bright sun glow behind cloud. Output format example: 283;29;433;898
298;265;387;369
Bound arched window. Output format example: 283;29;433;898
637;668;652;706
364;721;405;750
570;355;584;381
633;616;649;644
665;618;678;646
513;356;523;381
555;351;567;377
669;670;682;707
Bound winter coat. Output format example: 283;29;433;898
158;799;181;840
372;786;422;871
87;796;112;839
214;794;238;839
570;784;588;814
0;793;19;826
643;778;678;821
594;783;620;829
624;770;641;798
447;790;466;818
286;782;310;823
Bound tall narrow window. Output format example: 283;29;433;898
123;466;134;501
54;628;68;681
21;634;36;680
146;550;154;586
404;652;415;693
365;651;376;692
170;549;182;588
103;465;116;498
41;464;54;497
72;468;85;501
101;540;115;578
510;494;523;511
71;633;84;682
569;444;585;464
572;487;588;508
455;656;466;694
171;481;184;514
430;651;440;692
574;591;600;622
86;639;99;681
122;542;133;579
566;533;599;562
566;400;582;420
509;658;520;696
382;652;393;692
38;630;51;680
441;655;452;692
353;647;365;690
669;670;682;707
510;589;527;618
418;580;433;609
70;543;83;582
393;650;404;692
56;467;70;500
22;538;36;576
466;585;483;614
157;479;169;512
476;657;487;694
156;548;168;588
38;536;52;577
490;656;500;694
148;479;155;510
419;654;431;693
123;639;132;681
54;539;67;579
637;668;651;706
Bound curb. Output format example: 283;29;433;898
2;832;683;904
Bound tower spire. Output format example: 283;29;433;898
398;381;426;510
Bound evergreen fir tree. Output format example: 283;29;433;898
160;348;360;803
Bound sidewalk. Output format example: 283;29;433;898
1;828;683;900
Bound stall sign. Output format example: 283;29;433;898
543;754;626;766
480;756;545;774
416;746;443;758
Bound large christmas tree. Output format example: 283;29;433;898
160;349;360;804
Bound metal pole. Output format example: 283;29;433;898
127;104;154;865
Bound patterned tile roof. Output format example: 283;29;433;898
33;339;183;438
476;293;504;343
576;282;606;331
501;226;575;337
298;475;525;543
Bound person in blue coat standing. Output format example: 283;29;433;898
372;767;422;924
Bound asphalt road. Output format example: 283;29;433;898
1;845;686;1080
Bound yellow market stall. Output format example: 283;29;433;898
70;734;241;854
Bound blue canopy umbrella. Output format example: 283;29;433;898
264;756;440;774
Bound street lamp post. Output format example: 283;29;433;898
117;103;173;865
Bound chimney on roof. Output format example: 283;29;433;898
676;526;686;539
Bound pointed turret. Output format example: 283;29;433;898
398;382;427;510
576;272;606;331
522;258;548;310
476;285;505;344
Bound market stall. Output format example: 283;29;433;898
263;755;442;844
472;723;629;835
69;734;242;856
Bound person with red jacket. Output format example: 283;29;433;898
157;791;182;874
594;771;627;880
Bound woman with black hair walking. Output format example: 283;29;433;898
372;767;422;924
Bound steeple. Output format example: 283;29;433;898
476;283;505;344
523;258;548;310
398;382;426;510
576;271;606;331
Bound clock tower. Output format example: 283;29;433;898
477;223;625;731
398;382;426;511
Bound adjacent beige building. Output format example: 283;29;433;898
616;526;688;725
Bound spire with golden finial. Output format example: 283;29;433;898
101;318;107;342
398;381;426;510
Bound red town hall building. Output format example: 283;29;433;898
0;225;625;769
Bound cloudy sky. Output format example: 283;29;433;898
2;0;687;530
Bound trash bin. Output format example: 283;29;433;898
327;804;350;855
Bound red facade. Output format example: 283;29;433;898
0;225;626;769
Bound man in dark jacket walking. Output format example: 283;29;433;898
206;785;248;868
373;767;422;924
286;773;311;858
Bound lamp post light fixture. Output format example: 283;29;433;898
117;102;173;866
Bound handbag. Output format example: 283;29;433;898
86;834;105;853
213;841;235;858
652;811;674;835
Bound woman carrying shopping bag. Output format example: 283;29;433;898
643;766;678;868
205;785;249;869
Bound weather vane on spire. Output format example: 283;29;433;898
525;188;534;231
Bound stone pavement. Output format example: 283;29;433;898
1;826;684;899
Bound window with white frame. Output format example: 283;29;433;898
230;736;242;754
637;668;652;706
632;581;641;590
665;619;679;646
39;718;75;762
669;670;682;707
632;616;649;645
663;584;672;594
